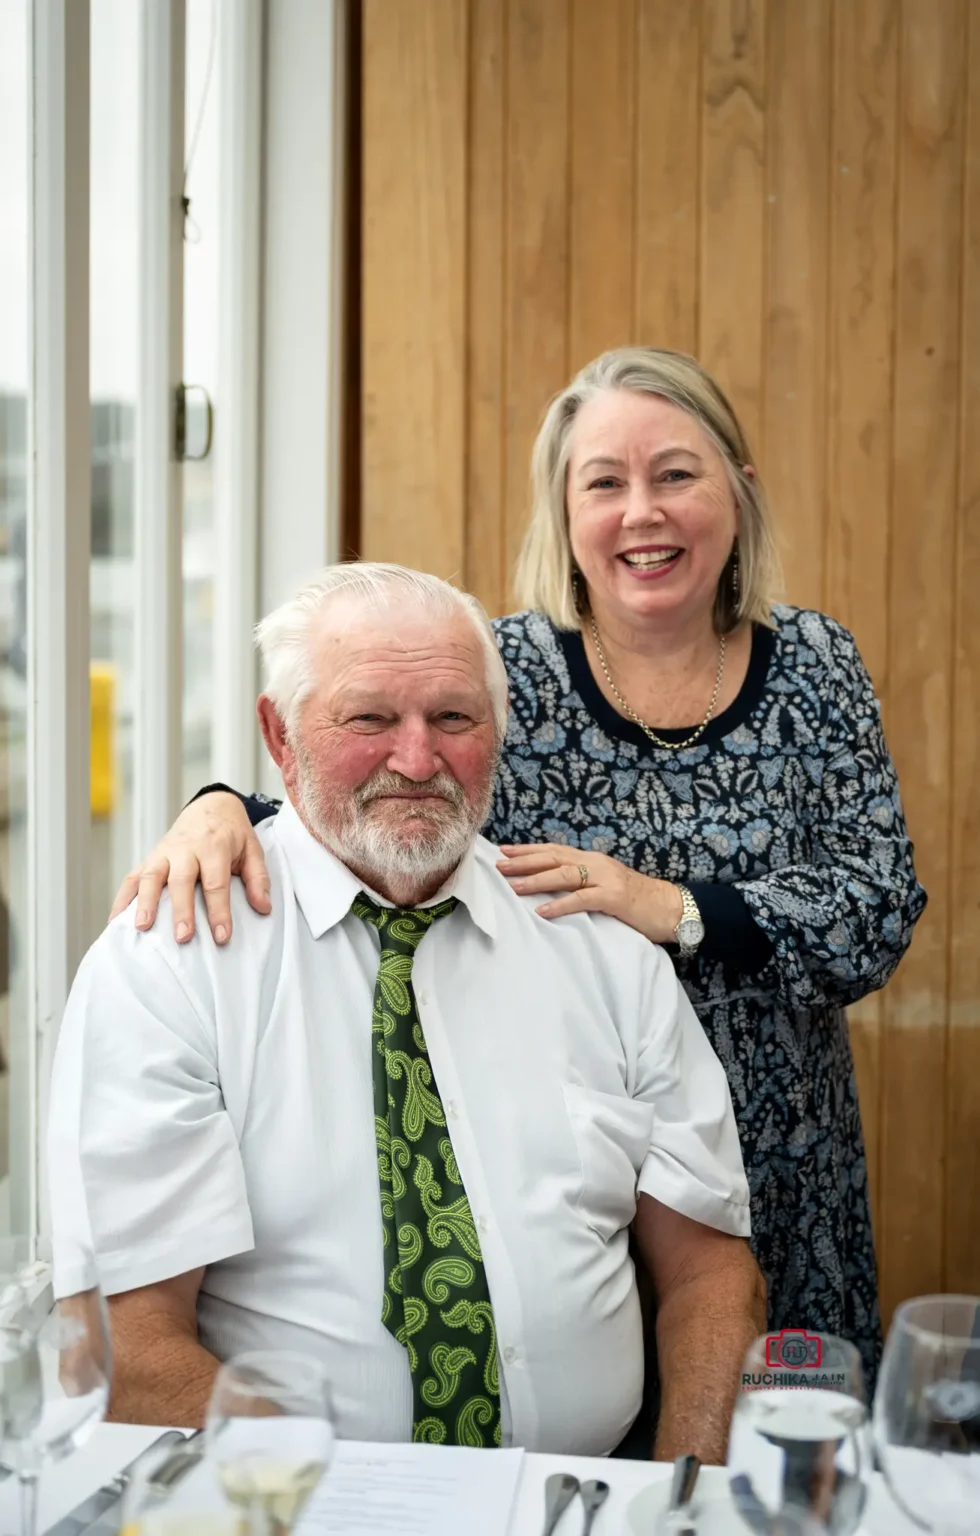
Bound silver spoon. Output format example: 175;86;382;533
542;1472;580;1536
580;1478;610;1535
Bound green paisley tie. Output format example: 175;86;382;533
352;893;502;1448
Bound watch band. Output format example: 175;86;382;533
673;884;705;957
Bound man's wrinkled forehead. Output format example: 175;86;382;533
308;597;488;699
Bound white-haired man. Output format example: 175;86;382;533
50;563;764;1462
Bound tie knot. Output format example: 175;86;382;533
352;893;458;953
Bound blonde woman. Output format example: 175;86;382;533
114;347;925;1399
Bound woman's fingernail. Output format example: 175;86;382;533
136;909;148;928
214;924;228;944
175;921;190;942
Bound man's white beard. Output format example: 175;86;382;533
295;754;493;890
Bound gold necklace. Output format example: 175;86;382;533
588;614;727;752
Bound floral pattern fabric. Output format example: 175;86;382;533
488;604;927;1393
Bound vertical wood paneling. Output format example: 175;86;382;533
465;0;507;617
880;0;965;1322
360;0;980;1310
634;0;702;353
699;0;766;449
361;0;468;577
503;0;571;605
763;0;832;610
824;0;900;1236
946;2;980;1296
568;0;636;370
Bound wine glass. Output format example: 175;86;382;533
0;1280;111;1536
206;1350;334;1536
873;1294;980;1534
119;1437;243;1536
727;1331;874;1534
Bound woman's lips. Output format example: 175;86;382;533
618;548;683;578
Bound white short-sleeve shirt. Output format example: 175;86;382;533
49;799;750;1455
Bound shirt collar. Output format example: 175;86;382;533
273;797;498;942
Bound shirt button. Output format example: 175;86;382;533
503;1346;517;1365
477;1216;489;1235
417;991;430;1007
447;1100;460;1119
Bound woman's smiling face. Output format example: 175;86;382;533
566;388;741;632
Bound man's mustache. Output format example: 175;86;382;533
355;771;466;810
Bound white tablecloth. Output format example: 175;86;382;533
0;1423;925;1535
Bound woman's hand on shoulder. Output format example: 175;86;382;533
496;843;684;945
109;791;272;946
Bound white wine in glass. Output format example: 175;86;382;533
873;1294;980;1534
206;1351;334;1536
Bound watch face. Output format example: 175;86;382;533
676;916;705;948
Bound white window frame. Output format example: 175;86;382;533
27;0;92;1249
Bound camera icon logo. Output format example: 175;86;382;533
765;1328;822;1369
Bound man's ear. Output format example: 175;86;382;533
257;696;296;786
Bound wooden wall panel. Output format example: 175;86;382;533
502;0;571;603
361;0;468;577
763;0;831;611
568;0;636;370
699;0;767;449
824;0;900;1242
879;0;964;1322
947;1;980;1295
634;0;702;354
361;0;980;1319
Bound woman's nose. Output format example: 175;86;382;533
621;480;665;526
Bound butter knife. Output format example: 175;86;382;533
659;1453;700;1535
46;1430;191;1536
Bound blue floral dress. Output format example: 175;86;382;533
231;602;925;1393
486;604;926;1392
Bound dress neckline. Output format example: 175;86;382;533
553;617;776;753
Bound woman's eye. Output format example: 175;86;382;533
588;476;618;491
662;468;693;483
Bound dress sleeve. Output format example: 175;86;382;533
192;782;280;827
732;622;927;1011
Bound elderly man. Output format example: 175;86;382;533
50;562;764;1461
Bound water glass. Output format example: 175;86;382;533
206;1350;334;1536
873;1294;980;1534
0;1281;111;1536
119;1437;244;1536
727;1331;873;1534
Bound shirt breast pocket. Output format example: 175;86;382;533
562;1084;654;1242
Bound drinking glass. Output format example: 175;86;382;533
873;1294;980;1534
0;1281;111;1536
727;1331;873;1534
206;1350;334;1536
119;1437;243;1536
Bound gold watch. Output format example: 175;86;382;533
673;885;705;958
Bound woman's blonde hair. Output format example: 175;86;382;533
514;346;782;632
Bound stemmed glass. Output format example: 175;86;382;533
727;1331;874;1534
873;1294;980;1534
206;1350;334;1536
0;1277;111;1536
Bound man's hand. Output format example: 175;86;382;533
107;1269;220;1428
632;1193;766;1465
109;792;271;946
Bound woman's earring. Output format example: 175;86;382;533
571;568;585;613
730;543;741;606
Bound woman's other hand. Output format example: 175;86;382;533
497;843;684;944
108;792;271;945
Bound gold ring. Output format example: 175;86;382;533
577;864;589;889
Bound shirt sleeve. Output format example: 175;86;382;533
684;882;774;971
48;921;255;1298
191;783;280;828
632;945;751;1238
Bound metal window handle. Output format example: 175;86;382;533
175;382;213;461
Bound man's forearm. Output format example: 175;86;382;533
108;1310;220;1428
653;1252;767;1465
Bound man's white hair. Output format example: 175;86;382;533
254;562;509;738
